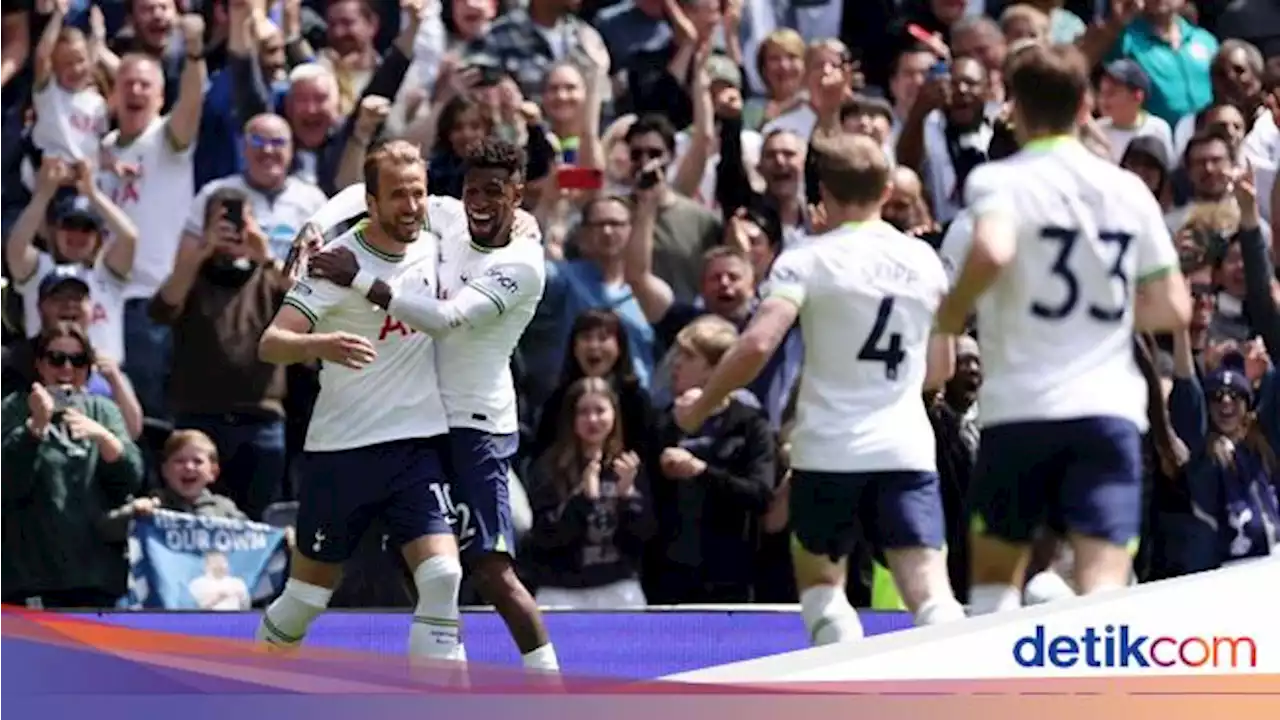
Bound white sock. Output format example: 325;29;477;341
913;595;967;626
409;555;466;662
1078;581;1126;597
799;585;864;646
522;643;560;671
968;583;1023;616
1023;570;1077;606
256;578;332;649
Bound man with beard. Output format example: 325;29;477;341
256;140;464;665
306;138;561;674
150;188;290;522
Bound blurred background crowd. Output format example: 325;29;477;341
2;0;1278;612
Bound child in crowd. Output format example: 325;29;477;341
27;0;108;189
98;429;246;542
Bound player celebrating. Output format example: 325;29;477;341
307;138;560;672
936;44;1191;615
673;132;966;645
255;140;466;664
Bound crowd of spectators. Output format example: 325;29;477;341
2;0;1278;611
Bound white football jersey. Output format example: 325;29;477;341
427;197;546;434
280;221;449;451
766;220;948;473
98;117;195;300
961;136;1179;429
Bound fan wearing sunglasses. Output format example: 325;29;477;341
1;321;145;609
0;266;145;440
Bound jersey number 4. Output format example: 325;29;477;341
1032;227;1133;322
858;296;906;380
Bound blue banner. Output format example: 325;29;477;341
127;512;289;610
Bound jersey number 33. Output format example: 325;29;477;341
1032;226;1133;323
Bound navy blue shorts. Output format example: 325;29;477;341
444;429;519;559
790;469;947;562
970;416;1143;547
295;437;453;563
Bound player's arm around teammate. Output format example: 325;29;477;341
251;142;471;666
306;244;541;339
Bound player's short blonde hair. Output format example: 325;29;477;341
1006;43;1090;135
812;132;890;206
674;315;739;367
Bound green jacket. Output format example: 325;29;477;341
2;391;145;598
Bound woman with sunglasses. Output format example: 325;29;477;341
1166;166;1280;572
2;321;144;609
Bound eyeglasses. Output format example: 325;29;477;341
44;350;90;368
1191;283;1217;299
630;147;665;163
249;134;289;150
585;219;629;229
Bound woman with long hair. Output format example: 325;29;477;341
424;93;493;199
2;321;144;607
530;309;654;463
1169;338;1280;570
525;377;652;609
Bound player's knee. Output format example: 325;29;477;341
256;579;333;648
412;554;464;615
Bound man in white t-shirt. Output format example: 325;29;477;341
936;45;1190;616
256;140;464;667
675;132;966;646
98;18;206;417
6;158;136;363
306;138;561;673
182;114;327;262
1096;59;1174;167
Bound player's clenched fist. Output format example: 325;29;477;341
313;332;377;370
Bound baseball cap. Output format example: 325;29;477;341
1102;59;1151;96
706;53;743;90
38;264;92;300
48;194;103;232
